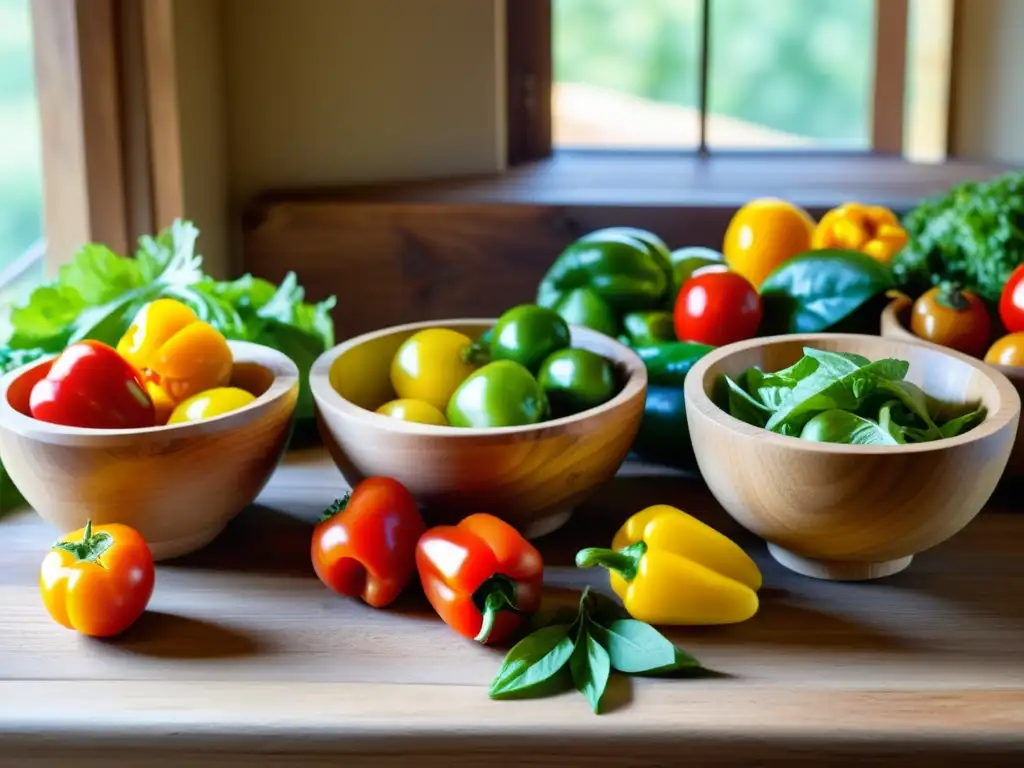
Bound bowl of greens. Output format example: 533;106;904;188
683;333;1020;582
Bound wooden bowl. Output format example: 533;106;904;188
684;333;1020;581
310;319;647;539
0;341;299;560
881;294;1024;481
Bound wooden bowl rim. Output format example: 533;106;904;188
880;296;1024;383
0;340;299;446
310;317;648;437
684;331;1021;455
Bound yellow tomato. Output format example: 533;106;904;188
148;321;233;403
985;332;1024;367
389;328;479;411
723;198;816;288
812;202;908;264
167;387;257;425
376;398;449;426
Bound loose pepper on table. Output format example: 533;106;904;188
812;202;909;264
416;513;543;644
632;341;714;388
311;477;426;608
621;311;676;346
536;230;672;317
576;505;762;626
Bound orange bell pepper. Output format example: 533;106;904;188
812;202;908;264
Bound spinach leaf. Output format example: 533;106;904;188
799;409;901;446
877;401;907;444
874;379;940;438
759;249;896;334
722;374;771;428
939;406;987;438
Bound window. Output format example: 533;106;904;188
0;0;44;337
542;0;952;158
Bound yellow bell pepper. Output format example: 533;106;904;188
575;504;762;626
812;202;909;264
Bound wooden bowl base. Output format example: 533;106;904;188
519;506;574;540
148;523;228;562
767;543;914;582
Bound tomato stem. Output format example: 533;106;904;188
575;541;648;582
319;493;351;522
51;519;114;565
936;281;969;312
472;574;518;643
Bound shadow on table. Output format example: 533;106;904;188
100;610;264;660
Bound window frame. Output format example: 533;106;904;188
510;0;923;163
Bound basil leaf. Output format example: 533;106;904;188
635;647;705;676
760;249;896;334
588;619;682;674
489;624;575;699
874;379;940;437
939;406;987;438
722;374;771;427
877;401;907;444
570;625;611;714
799;409;901;446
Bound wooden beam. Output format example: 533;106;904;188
871;0;909;155
505;0;552;165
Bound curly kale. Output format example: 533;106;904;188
892;171;1024;304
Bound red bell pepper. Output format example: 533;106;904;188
416;513;543;644
29;340;156;429
311;477;426;608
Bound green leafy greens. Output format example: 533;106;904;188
892;171;1024;304
1;220;336;513
488;587;705;714
717;347;986;446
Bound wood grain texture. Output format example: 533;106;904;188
1;448;1024;765
0;342;298;559
882;295;1024;480
684;333;1020;580
312;319;646;538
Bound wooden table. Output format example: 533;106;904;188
2;448;1024;766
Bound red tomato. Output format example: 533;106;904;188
311;477;426;608
40;520;155;638
29;341;156;429
999;264;1024;333
673;271;762;346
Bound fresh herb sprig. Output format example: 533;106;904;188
488;587;705;714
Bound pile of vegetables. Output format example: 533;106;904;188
718;347;986;446
375;304;623;429
1;220;336;509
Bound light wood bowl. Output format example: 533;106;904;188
881;294;1024;482
684;333;1020;581
0;341;299;560
311;319;647;539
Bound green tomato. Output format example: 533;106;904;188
552;287;619;337
669;247;727;300
490;304;571;373
446;360;549;428
537;348;619;416
582;227;674;276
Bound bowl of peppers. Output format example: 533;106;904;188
310;306;648;539
0;298;299;560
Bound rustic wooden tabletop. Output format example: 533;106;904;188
1;448;1023;766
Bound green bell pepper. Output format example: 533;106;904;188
632;341;714;388
630;385;697;472
536;231;671;314
551;287;619;337
621;311;675;346
490;305;571;373
581;227;674;278
537;347;619;417
447;360;549;428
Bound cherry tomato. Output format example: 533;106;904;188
40;520;155;637
311;477;426;608
911;283;991;358
985;332;1024;367
999;265;1024;334
29;341;155;429
390;328;479;411
167;387;257;425
376;398;449;426
673;271;762;347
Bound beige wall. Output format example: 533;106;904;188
951;0;1024;163
223;0;506;206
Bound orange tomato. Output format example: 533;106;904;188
723;198;816;288
39;520;155;638
985;332;1024;367
910;283;992;358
